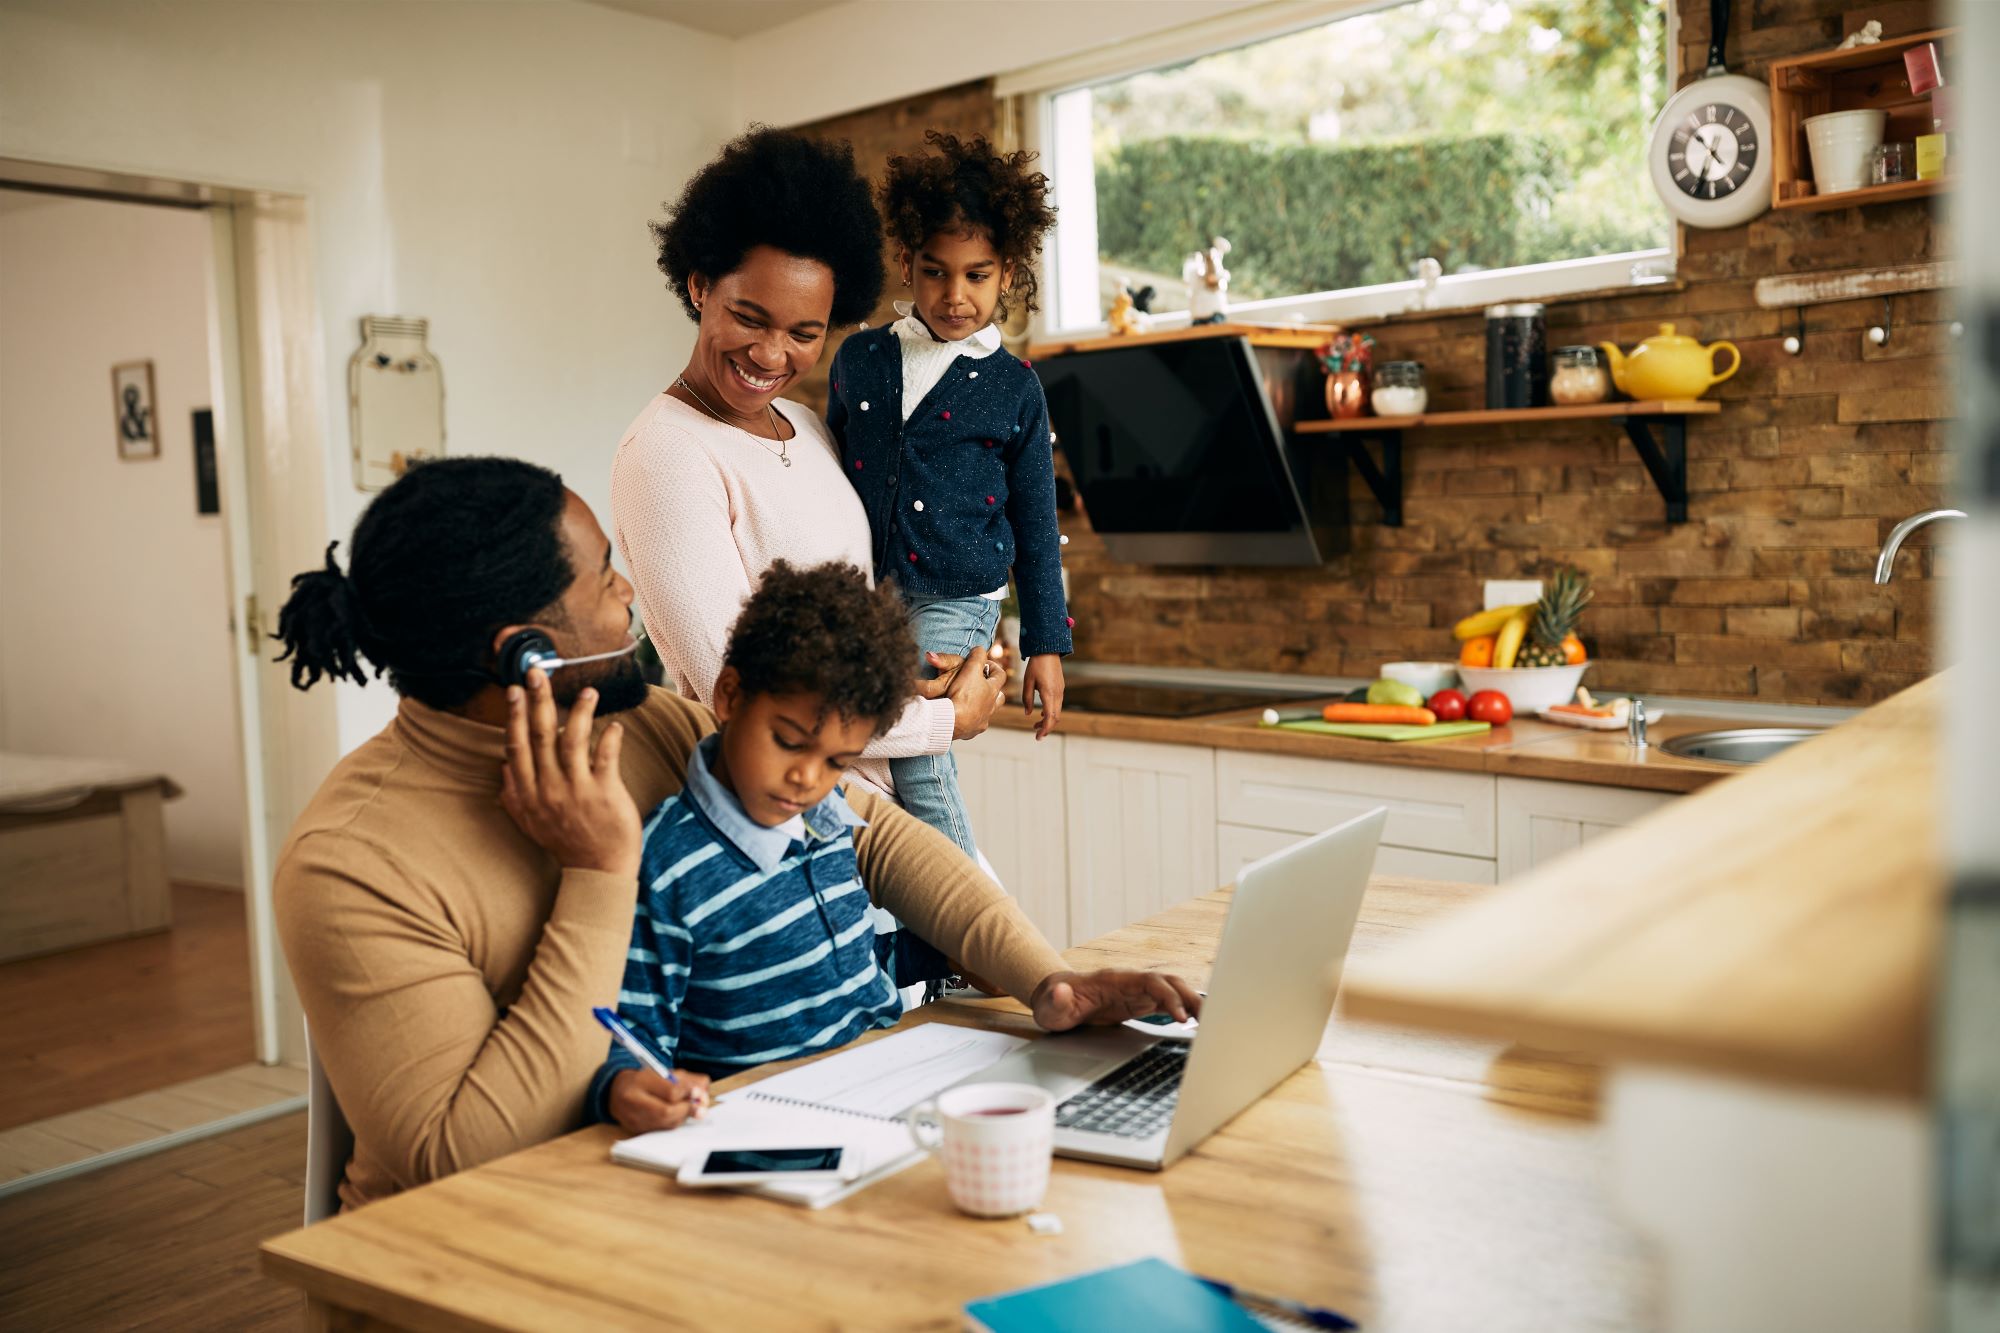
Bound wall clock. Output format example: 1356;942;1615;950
1647;0;1772;229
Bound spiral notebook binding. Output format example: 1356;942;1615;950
741;1090;899;1124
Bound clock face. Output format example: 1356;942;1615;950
1669;103;1758;199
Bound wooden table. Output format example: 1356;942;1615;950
262;878;1657;1331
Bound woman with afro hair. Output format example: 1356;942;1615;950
609;128;1008;984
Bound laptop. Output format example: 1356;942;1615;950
954;806;1386;1170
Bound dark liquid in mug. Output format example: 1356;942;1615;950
964;1108;1028;1117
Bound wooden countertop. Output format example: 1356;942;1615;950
994;696;1755;794
1339;674;1943;1099
262;877;1655;1331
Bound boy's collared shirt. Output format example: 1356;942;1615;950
589;734;903;1121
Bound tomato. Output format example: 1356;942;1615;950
1428;688;1468;722
1467;689;1513;725
1459;634;1496;668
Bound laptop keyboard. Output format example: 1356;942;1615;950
1055;1043;1189;1139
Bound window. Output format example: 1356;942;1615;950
1041;0;1673;331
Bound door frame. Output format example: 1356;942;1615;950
0;156;339;1067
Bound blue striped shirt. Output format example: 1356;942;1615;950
588;734;904;1121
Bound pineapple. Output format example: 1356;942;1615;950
1520;568;1591;668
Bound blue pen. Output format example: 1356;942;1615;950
1195;1275;1357;1331
593;1006;708;1110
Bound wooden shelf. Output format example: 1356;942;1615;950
1773;176;1947;213
1768;27;1955;211
1292;399;1721;526
1293;399;1720;433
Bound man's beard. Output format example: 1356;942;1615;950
555;653;651;715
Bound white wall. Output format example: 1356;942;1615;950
0;190;245;886
733;0;1257;127
0;0;738;750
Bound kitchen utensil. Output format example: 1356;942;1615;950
1549;346;1610;405
1267;720;1493;743
1380;661;1459;697
1599;324;1740;401
1803;108;1887;195
906;1083;1055;1218
1455;662;1590;714
1644;0;1772;229
1485;304;1546;409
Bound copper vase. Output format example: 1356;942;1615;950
1326;371;1367;419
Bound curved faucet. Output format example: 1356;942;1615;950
1875;508;1966;584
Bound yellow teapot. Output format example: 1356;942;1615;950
1598;324;1740;401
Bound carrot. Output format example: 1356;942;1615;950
1322;703;1437;726
1548;703;1615;718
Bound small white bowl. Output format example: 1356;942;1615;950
1380;661;1460;698
1803;108;1887;194
1456;663;1589;714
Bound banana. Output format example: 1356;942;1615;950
1452;603;1534;641
1493;611;1531;670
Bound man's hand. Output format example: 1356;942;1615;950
1029;969;1204;1032
606;1067;712;1134
1021;655;1064;741
913;645;1004;740
498;668;642;878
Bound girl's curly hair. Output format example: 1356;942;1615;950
652;126;885;327
880;131;1057;320
724;561;915;736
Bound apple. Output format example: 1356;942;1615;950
1427;688;1468;722
1467;690;1513;725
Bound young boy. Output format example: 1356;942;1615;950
589;560;924;1132
826;131;1071;861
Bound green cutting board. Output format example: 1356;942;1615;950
1267;719;1493;743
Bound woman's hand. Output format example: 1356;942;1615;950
915;645;1004;741
1029;970;1204;1032
498;668;642;879
1021;656;1065;740
607;1067;712;1133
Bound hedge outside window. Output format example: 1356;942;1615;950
1047;0;1672;328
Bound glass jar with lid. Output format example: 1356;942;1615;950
1371;361;1426;417
1549;345;1611;406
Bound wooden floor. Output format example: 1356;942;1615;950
0;1110;306;1330
0;883;255;1131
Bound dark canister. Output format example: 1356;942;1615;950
1484;303;1548;409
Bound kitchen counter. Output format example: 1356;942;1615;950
992;694;1759;795
1338;672;1943;1099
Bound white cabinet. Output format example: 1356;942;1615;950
1214;749;1497;858
1062;736;1217;944
956;729;1070;947
1496;776;1678;879
1216;821;1497;886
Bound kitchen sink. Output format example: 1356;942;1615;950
1662;726;1827;765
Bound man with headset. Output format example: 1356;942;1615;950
271;456;1196;1211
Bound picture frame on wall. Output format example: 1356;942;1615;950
112;359;158;460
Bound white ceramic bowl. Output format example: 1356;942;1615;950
1803;109;1887;195
1456;663;1589;714
1380;661;1459;698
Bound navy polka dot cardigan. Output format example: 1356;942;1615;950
826;326;1073;659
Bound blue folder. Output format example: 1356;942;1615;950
966;1258;1267;1333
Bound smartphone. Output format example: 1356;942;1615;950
676;1146;855;1187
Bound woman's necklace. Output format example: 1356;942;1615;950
673;375;791;467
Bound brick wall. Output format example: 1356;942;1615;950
801;1;1951;706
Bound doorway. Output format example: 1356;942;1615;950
0;162;337;1194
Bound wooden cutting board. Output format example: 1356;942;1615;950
1268;720;1493;743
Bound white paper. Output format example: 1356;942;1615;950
743;1023;1027;1118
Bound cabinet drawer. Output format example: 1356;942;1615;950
1217;822;1497;886
1215;750;1496;857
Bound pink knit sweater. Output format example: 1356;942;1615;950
609;392;955;797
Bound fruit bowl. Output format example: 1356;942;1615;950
1456;663;1589;714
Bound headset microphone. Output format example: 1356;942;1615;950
496;631;641;688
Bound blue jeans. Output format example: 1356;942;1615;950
889;593;1002;860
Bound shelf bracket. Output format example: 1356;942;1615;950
1619;415;1688;523
1342;429;1403;527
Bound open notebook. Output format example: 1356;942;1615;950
610;1023;1027;1208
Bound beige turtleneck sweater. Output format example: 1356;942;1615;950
274;686;1063;1211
